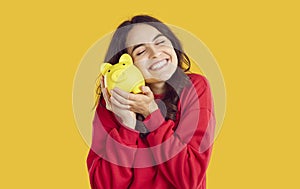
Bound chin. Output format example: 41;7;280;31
145;78;162;83
161;74;173;81
146;75;171;84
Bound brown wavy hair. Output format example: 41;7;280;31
94;15;191;134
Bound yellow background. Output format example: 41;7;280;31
1;0;299;188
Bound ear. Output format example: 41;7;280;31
119;53;133;65
100;63;112;75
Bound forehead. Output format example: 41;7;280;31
125;24;162;48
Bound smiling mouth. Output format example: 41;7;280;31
149;59;169;71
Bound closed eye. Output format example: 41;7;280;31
136;50;145;56
155;40;165;45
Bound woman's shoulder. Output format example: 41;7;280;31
186;73;209;87
178;73;211;111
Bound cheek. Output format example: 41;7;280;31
133;56;148;67
132;54;146;64
167;49;178;64
134;61;148;74
163;46;177;57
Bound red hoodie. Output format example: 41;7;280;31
87;74;215;189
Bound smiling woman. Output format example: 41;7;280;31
126;24;178;85
87;15;215;189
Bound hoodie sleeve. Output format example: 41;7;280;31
142;75;215;189
87;97;140;189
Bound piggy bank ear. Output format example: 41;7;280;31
100;63;112;75
119;53;133;65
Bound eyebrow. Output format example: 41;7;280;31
130;34;165;54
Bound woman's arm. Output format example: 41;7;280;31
142;75;215;188
87;98;140;189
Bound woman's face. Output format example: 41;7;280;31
125;24;178;83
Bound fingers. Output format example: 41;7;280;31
110;87;155;116
141;86;153;98
103;89;112;110
100;77;112;110
110;95;130;110
112;87;136;101
111;92;133;105
110;89;134;109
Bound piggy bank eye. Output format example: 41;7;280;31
122;63;125;66
108;70;110;72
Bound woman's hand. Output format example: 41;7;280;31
111;86;159;118
100;76;112;111
100;77;136;129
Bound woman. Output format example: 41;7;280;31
87;15;215;189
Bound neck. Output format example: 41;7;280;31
148;82;166;95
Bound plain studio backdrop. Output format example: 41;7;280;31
0;0;299;188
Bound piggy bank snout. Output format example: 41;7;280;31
110;69;127;82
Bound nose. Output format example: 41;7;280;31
148;44;161;59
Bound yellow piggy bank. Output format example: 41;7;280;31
100;53;145;95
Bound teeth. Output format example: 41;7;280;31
150;60;167;70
